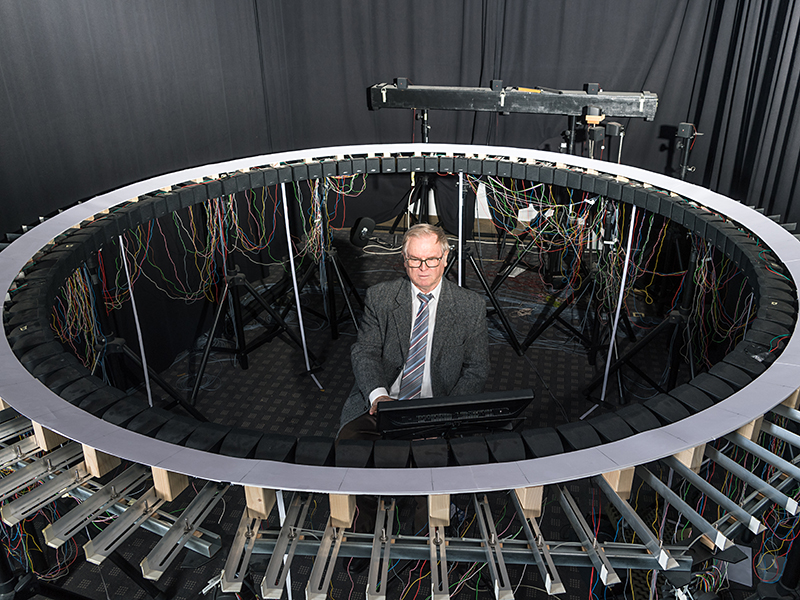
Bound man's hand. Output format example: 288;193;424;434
369;395;393;415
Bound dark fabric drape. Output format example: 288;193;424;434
0;0;798;230
687;0;800;223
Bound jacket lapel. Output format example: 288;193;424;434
391;279;413;360
431;278;453;363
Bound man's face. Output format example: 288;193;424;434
404;233;448;293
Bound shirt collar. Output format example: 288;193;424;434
411;278;443;300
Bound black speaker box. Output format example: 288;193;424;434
78;387;127;417
721;351;766;378
449;436;489;465
520;427;564;457
127;407;173;437
41;365;86;394
102;397;149;427
296;436;335;466
32;352;82;381
669;384;714;413
374;439;411;468
185;423;232;452
255;434;297;462
615;404;661;433
220;429;263;458
557;421;602;450
411;438;449;467
750;319;790;337
643;394;691;424
155;415;201;445
689;373;735;402
335;439;373;468
60;376;108;404
708;362;752;391
11;330;56;356
587;412;634;443
485;432;526;462
18;341;65;369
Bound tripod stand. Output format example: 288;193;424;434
291;181;364;339
486;201;637;361
190;261;321;403
444;244;524;356
582;248;698;398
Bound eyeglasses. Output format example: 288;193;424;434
404;255;444;268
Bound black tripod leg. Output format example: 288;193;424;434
191;282;230;404
320;258;339;339
330;254;360;330
625;359;667;394
490;236;538;293
241;278;320;366
120;345;208;421
583;318;672;395
332;252;365;309
228;277;249;370
620;310;637;342
520;291;574;350
666;321;685;390
467;253;524;356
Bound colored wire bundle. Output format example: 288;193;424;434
50;265;107;376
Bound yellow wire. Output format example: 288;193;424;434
399;569;430;600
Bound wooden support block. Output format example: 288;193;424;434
674;444;705;473
329;494;356;528
82;445;121;478
152;467;189;502
244;486;276;520
783;389;800;410
514;486;544;518
0;397;10;410
601;468;635;501
737;416;764;441
32;422;68;451
428;494;450;527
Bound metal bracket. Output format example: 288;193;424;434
306;519;346;600
637;467;731;550
0;435;40;469
706;445;798;515
664;455;764;535
367;498;395;600
2;461;93;526
429;522;450;600
509;490;565;595
221;508;263;593
0;416;32;443
593;475;678;570
43;463;150;547
261;492;311;599
474;494;515;600
84;486;165;564
141;481;229;580
0;441;83;502
557;487;621;586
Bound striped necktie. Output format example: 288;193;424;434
398;292;433;400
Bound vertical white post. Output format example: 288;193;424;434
118;236;153;407
280;183;322;390
458;172;464;287
601;206;637;403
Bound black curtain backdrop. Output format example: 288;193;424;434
1;0;799;231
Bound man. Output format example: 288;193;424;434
339;223;489;439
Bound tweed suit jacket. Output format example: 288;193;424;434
340;276;489;429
